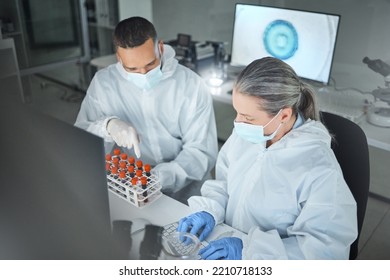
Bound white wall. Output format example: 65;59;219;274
119;0;153;22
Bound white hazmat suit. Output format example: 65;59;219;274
188;118;357;259
75;45;218;197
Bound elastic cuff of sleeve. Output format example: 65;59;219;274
102;116;119;139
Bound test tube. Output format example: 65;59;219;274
128;157;135;167
136;169;143;178
119;161;127;170
136;160;143;171
131;177;138;188
141;176;148;203
113;148;121;156
144;164;151;181
127;165;135;178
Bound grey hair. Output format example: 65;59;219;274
234;57;320;121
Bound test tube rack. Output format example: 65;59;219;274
105;149;162;208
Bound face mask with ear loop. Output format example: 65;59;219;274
120;43;163;90
234;109;283;144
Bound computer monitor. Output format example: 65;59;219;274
230;3;340;85
0;95;120;259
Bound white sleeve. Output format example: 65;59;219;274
153;79;218;192
187;136;231;224
241;169;357;260
74;76;116;143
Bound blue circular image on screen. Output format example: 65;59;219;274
263;20;298;60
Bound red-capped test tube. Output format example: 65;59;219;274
140;176;148;202
128;157;135;167
127;165;135;177
131;177;138;188
136;160;143;171
136;169;143;178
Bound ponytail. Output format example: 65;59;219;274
296;82;320;121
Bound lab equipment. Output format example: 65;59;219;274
106;118;141;157
230;3;340;85
106;149;162;208
316;87;366;124
0;96;119;259
363;56;390;127
178;211;215;241
162;221;208;259
161;232;201;260
199;237;243;260
363;57;390;77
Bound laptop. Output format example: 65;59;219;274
0;95;121;259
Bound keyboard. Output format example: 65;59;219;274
162;222;208;259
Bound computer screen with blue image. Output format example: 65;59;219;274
230;4;340;85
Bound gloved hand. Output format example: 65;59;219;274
177;211;215;241
107;118;141;158
199;237;243;260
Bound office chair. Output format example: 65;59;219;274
320;111;370;260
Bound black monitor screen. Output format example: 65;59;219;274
230;4;340;85
0;96;119;259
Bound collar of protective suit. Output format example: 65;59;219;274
115;44;178;81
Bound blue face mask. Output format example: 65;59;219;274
234;110;282;144
124;63;163;90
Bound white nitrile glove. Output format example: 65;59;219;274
106;118;141;158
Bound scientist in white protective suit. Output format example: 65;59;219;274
75;17;218;203
177;57;358;259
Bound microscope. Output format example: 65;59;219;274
363;57;390;127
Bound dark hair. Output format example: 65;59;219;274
234;57;320;120
113;17;157;49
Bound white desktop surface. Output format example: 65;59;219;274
108;191;240;259
90;54;116;70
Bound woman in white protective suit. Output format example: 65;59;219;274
177;57;358;259
75;17;218;203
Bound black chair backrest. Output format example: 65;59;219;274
320;111;370;260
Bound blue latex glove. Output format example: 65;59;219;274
199;237;243;260
177;211;215;241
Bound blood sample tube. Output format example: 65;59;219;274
120;153;128;161
128;157;135;167
131;177;138;188
136;160;143;171
113;148;121;156
119;170;126;182
144;164;151;177
112;157;120;165
105;154;112;161
111;166;119;176
127;165;135;177
105;162;111;172
119;161;127;169
136;169;143;178
141;176;148;203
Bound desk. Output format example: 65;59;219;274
108;191;239;259
90;54;116;70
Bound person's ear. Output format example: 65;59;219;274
280;108;293;123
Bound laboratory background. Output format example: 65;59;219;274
0;0;389;259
